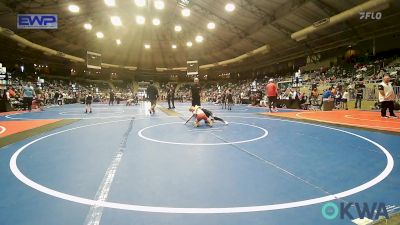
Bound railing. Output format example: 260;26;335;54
394;86;400;98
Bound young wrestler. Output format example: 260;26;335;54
201;107;228;125
189;106;213;127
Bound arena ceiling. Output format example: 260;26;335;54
0;0;399;73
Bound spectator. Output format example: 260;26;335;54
378;75;397;118
266;78;278;112
342;89;349;110
354;81;365;109
146;81;159;114
22;82;35;111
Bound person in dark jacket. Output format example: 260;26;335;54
147;81;159;114
191;78;201;106
167;84;175;109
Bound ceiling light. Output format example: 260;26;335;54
110;16;122;26
186;41;192;47
68;5;80;13
174;25;182;32
181;8;190;17
104;0;116;7
207;22;215;30
225;3;235;12
136;15;145;25
154;0;165;10
152;18;160;26
144;44;151;49
172;44;177;49
116;39;121;45
83;23;92;30
134;0;146;7
195;35;204;43
96;32;104;38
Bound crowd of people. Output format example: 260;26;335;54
1;77;134;111
2;57;399;116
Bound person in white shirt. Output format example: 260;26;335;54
378;75;397;118
342;89;349;110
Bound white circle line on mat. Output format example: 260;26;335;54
0;125;6;135
9;116;394;214
137;121;268;146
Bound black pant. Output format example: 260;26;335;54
267;96;277;110
168;95;175;108
23;97;33;111
381;101;396;117
355;95;362;108
203;108;225;123
192;96;200;106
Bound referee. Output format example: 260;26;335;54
191;77;201;106
378;75;397;118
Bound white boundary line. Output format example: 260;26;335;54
0;125;6;135
138;122;268;146
9;116;394;214
295;112;400;130
59;110;125;116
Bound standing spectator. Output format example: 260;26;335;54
54;91;59;105
22;82;35;111
57;91;64;106
167;84;175;109
342;89;349;110
378;75;397;118
354;81;365;109
227;89;233;110
85;92;93;113
146;81;159;114
191;78;201;106
109;90;115;106
266;79;278;112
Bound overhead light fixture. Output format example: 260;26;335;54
134;0;146;7
172;44;177;49
104;0;116;7
136;15;145;24
186;41;192;47
110;16;122;26
181;8;190;17
225;3;235;12
83;23;92;30
96;32;104;38
152;18;160;26
207;22;215;30
68;5;80;13
144;44;151;49
195;35;203;43
174;25;182;32
116;39;121;45
154;0;165;10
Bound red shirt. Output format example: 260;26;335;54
266;83;277;97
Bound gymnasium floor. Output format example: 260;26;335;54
0;103;399;225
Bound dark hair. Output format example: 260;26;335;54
150;80;154;84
